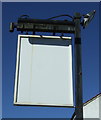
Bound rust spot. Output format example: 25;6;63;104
79;72;82;76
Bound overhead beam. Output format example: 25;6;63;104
10;18;75;33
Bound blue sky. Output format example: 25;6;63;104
2;2;99;118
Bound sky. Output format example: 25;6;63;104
0;2;2;119
2;2;99;119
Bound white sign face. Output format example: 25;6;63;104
14;35;74;107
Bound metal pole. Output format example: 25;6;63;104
74;13;83;120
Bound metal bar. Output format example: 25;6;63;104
10;18;75;33
74;13;83;120
18;18;74;25
17;22;75;33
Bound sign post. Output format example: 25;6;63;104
74;12;83;120
10;11;96;120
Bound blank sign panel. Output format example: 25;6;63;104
14;35;74;107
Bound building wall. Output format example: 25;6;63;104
83;96;100;119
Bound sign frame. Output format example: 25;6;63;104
14;35;74;108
